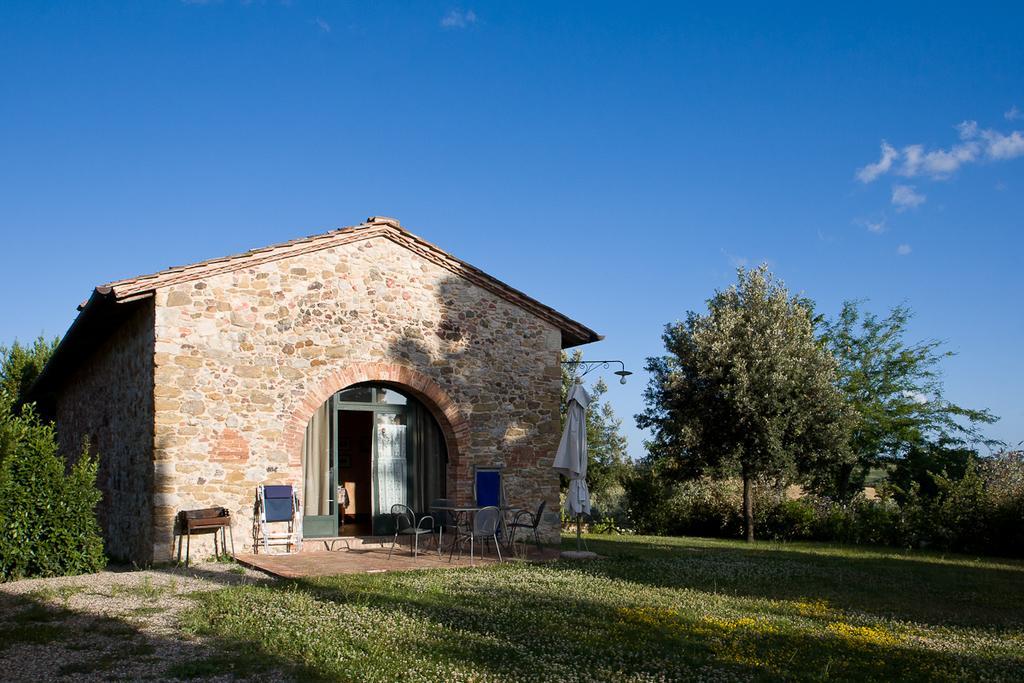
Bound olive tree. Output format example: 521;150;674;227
637;266;851;541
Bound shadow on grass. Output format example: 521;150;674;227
146;561;274;589
6;536;1020;681
0;586;306;681
170;537;1023;680
179;563;1024;682
561;535;1024;630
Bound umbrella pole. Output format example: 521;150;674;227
576;513;582;550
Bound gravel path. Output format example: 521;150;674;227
0;562;285;681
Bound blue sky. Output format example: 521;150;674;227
1;1;1021;455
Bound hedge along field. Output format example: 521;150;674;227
178;535;1024;682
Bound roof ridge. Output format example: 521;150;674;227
94;217;600;347
103;218;385;291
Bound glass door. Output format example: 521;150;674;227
304;384;442;538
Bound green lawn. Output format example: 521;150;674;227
179;535;1024;681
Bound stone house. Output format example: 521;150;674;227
33;217;600;563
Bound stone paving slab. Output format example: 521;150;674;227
235;543;560;578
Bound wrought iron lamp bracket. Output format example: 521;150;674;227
560;359;633;384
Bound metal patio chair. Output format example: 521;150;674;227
428;497;460;552
508;500;546;557
388;503;438;559
453;505;502;565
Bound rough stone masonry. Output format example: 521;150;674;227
45;218;598;563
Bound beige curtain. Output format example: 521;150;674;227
302;402;331;516
412;404;447;512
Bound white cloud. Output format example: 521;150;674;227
1006;105;1022;121
891;184;926;210
857;119;1024;183
897;126;981;179
897;244;912;256
441;9;477;29
720;249;749;268
956;120;978;139
856;142;898;183
314;17;331;33
854;216;887;234
980;128;1024;160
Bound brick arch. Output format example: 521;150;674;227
284;361;468;469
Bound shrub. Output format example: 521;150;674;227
625;472;753;539
846;495;901;546
928;463;992;553
0;405;106;581
980;450;1024;557
621;463;678;536
623;448;1024;558
761;498;817;541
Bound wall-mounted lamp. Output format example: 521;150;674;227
561;359;633;385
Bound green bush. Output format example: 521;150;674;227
761;498;817;541
980;450;1024;556
0;405;106;581
846;496;901;545
927;463;991;553
624;472;745;538
623;451;1024;558
621;463;678;536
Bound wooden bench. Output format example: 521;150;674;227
176;507;235;566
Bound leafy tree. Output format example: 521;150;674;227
560;350;629;499
818;301;997;499
637;265;851;541
887;439;977;502
0;335;59;415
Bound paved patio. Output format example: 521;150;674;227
235;539;561;578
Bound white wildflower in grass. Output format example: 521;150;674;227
177;535;1024;681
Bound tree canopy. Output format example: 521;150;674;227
637;265;851;540
817;301;998;499
0;335;58;416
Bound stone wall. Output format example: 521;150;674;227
150;235;564;560
56;301;155;564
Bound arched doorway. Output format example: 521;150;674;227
300;383;448;538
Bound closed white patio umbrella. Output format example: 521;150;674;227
553;382;591;550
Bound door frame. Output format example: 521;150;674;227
302;385;411;538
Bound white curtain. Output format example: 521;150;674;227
376;423;407;513
302;402;331;516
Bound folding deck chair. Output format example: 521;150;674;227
254;484;301;554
